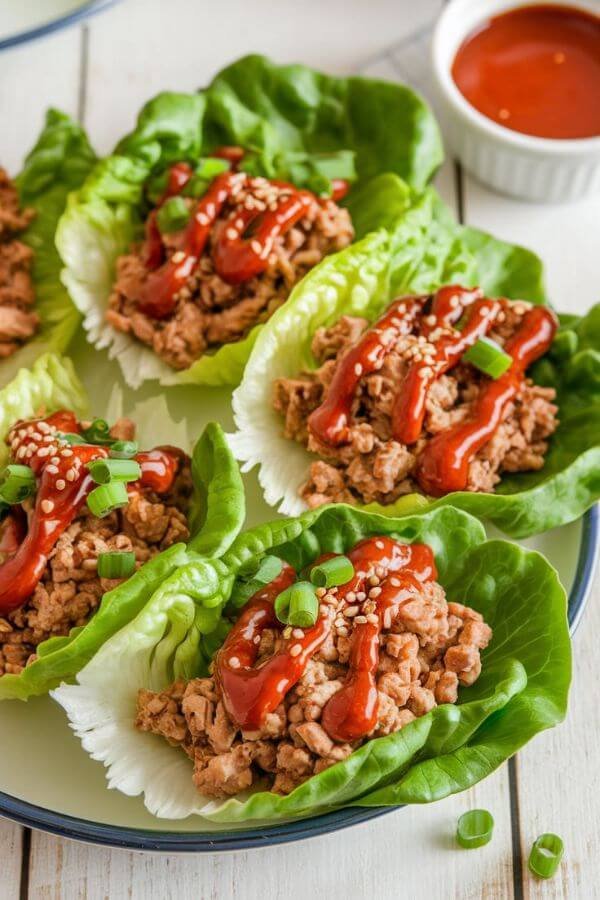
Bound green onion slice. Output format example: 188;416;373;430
97;550;136;579
87;481;129;517
310;555;355;589
0;464;36;505
82;418;112;444
57;432;87;445
456;809;495;849
109;440;139;459
156;196;191;234
528;833;564;879
275;581;319;628
253;555;284;584
463;337;513;379
87;458;141;485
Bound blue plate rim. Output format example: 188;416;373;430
0;505;597;852
0;0;119;51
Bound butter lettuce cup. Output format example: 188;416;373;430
56;54;443;390
0;353;244;701
230;193;600;538
0;110;96;388
53;503;570;823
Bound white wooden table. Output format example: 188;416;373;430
1;1;599;897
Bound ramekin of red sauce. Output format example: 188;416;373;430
432;0;600;202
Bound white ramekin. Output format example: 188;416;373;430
432;0;600;203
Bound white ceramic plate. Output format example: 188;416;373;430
0;338;597;850
0;0;118;51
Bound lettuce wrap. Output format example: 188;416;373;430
231;180;600;538
53;503;570;823
56;55;442;389
0;353;245;700
0;109;96;388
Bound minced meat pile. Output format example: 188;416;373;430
273;299;558;506
0;168;38;358
136;572;491;798
107;174;353;370
0;418;192;676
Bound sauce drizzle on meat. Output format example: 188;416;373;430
308;286;557;496
215;537;436;742
0;411;181;615
139;154;350;320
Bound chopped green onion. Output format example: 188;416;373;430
182;176;209;198
254;555;284;584
156;196;191;234
57;432;87;445
0;464;36;505
456;809;494;849
97;550;136;579
109;440;139;459
463;337;513;379
87;458;141;485
528;833;564;879
275;581;318;628
196;157;230;179
82;418;112;444
87;481;128;517
310;555;355;588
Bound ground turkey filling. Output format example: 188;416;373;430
136;543;491;798
0;418;192;676
273;296;558;506
0;168;38;358
107;173;354;370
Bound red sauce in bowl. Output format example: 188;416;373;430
452;4;600;140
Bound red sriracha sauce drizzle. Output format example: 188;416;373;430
308;285;557;496
139;150;349;320
214;537;436;742
0;411;181;616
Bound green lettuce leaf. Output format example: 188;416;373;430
52;504;570;822
0;358;245;700
230;193;599;537
56;55;442;389
0;110;96;388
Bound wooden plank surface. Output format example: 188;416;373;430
0;819;23;899
0;0;598;897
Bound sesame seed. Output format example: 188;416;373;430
375;540;385;550
56;479;66;491
345;591;356;603
251;240;262;254
354;363;363;377
366;613;379;625
292;628;304;639
172;251;186;264
253;635;261;645
450;296;460;309
283;626;293;639
197;213;209;226
290;644;302;657
368;575;380;587
319;604;329;614
41;499;55;514
229;656;241;669
424;314;437;326
38;422;51;434
356;591;366;602
46;465;59;475
369;586;382;599
226;228;238;240
375;566;385;578
37;447;50;457
26;426;34;435
17;446;27;459
316;587;327;599
345;606;359;618
390;577;401;588
354;615;368;625
61;449;73;457
336;626;349;637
